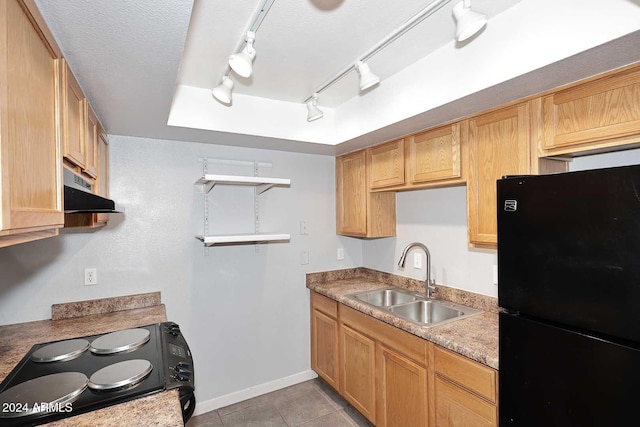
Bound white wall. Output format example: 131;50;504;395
0;136;361;409
363;148;640;298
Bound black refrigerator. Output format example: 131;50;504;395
497;165;640;427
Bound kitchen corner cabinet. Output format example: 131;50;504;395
542;64;640;156
309;291;496;427
0;0;64;248
336;150;395;238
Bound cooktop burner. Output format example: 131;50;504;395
89;328;150;355
0;372;88;419
0;322;195;426
88;359;153;391
31;339;90;363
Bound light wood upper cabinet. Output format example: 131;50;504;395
336;150;395;238
93;129;110;226
368;139;405;189
0;0;64;248
83;102;99;178
542;64;640;155
311;292;339;390
408;123;462;185
467;104;532;247
62;59;86;170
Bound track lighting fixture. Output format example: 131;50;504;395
229;31;257;78
306;94;323;122
452;0;487;42
212;75;234;105
355;61;380;91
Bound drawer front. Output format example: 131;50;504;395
434;346;497;403
435;376;497;427
311;291;338;318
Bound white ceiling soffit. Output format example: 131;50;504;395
35;0;640;155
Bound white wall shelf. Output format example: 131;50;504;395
195;163;291;248
196;233;290;246
196;174;291;195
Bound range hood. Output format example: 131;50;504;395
63;169;122;214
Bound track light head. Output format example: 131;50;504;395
306;94;323;122
212;76;234;105
452;0;487;42
355;61;380;91
229;31;256;78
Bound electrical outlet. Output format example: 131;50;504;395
84;268;97;286
493;264;498;286
413;253;422;269
300;251;309;265
337;248;344;260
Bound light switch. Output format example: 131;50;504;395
337;248;344;260
300;220;309;235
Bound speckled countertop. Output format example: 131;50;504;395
307;268;499;370
0;293;184;427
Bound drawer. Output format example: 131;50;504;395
434;345;497;403
311;291;338;318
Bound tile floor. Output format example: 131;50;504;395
186;378;373;427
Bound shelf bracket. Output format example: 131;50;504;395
256;183;275;195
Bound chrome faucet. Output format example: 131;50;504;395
398;242;436;299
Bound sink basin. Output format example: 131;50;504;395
346;287;482;327
351;288;419;307
389;300;464;325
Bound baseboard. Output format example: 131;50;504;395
192;370;318;416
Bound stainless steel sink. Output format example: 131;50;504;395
389;300;465;324
347;287;481;327
351;288;419;307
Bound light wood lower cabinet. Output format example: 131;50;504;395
377;345;428;427
310;293;339;390
310;292;497;427
340;324;376;423
434;376;496;427
0;0;64;248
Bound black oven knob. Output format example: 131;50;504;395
176;369;192;382
175;362;191;371
168;324;181;336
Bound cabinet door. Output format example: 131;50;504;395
408;123;461;184
468;103;531;246
336;150;396;238
0;0;63;245
542;65;640;154
336;150;367;236
435;376;497;427
340;324;376;424
83;101;99;178
94;130;110;225
62;60;86;169
368;139;405;189
376;346;428;427
311;309;339;390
